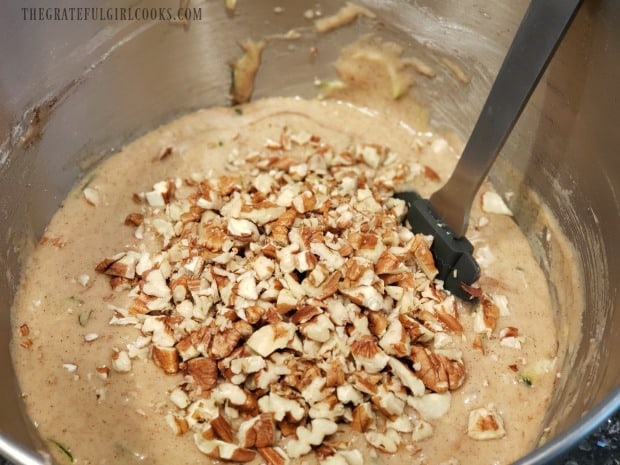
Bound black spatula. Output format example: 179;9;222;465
396;0;582;301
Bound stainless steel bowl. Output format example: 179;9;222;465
1;1;619;463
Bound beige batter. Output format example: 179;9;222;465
10;95;559;465
8;24;565;465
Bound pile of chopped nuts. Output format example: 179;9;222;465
96;127;497;464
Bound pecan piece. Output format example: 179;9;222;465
201;226;228;252
411;235;438;280
239;413;276;448
19;324;30;337
350;336;389;373
210;415;234;443
269;208;297;245
481;294;500;332
245;305;265;324
95;252;137;279
436;310;464;333
257;447;289;465
410;345;465;392
325;358;346;387
467;406;506;440
368;311;388;337
152;345;179;374
194;436;256;462
290;304;322;325
351;403;374;432
375;251;405;275
316;270;342;300
210;327;243;360
124;212;144;227
187;357;218;391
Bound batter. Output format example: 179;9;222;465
10;96;560;465
10;32;561;465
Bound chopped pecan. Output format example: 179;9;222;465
257;447;289;465
194;436;257;462
423;165;441;181
315;444;336;460
233;320;254;338
348;371;382;395
262;243;278;259
95;252;137;279
152;345;179;374
290;304;322;325
124;212;144;226
411;235;438;280
210;328;243;360
278;420;298;438
499;326;519;339
316;271;341;299
350;336;390;373
167;413;189;436
375;251;405;275
482;295;500;328
19;324;30;337
128;298;149;315
244;305;265;324
186;357;218;391
239;413;276;448
210;415;234;442
158;146;173;160
436;310;464;333
410;345;465;392
398;314;429;342
325;359;346;387
269;208;297;245
351;403;374;432
467;406;506;440
461;282;483;299
473;334;485;354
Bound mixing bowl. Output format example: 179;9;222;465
1;1;619;463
